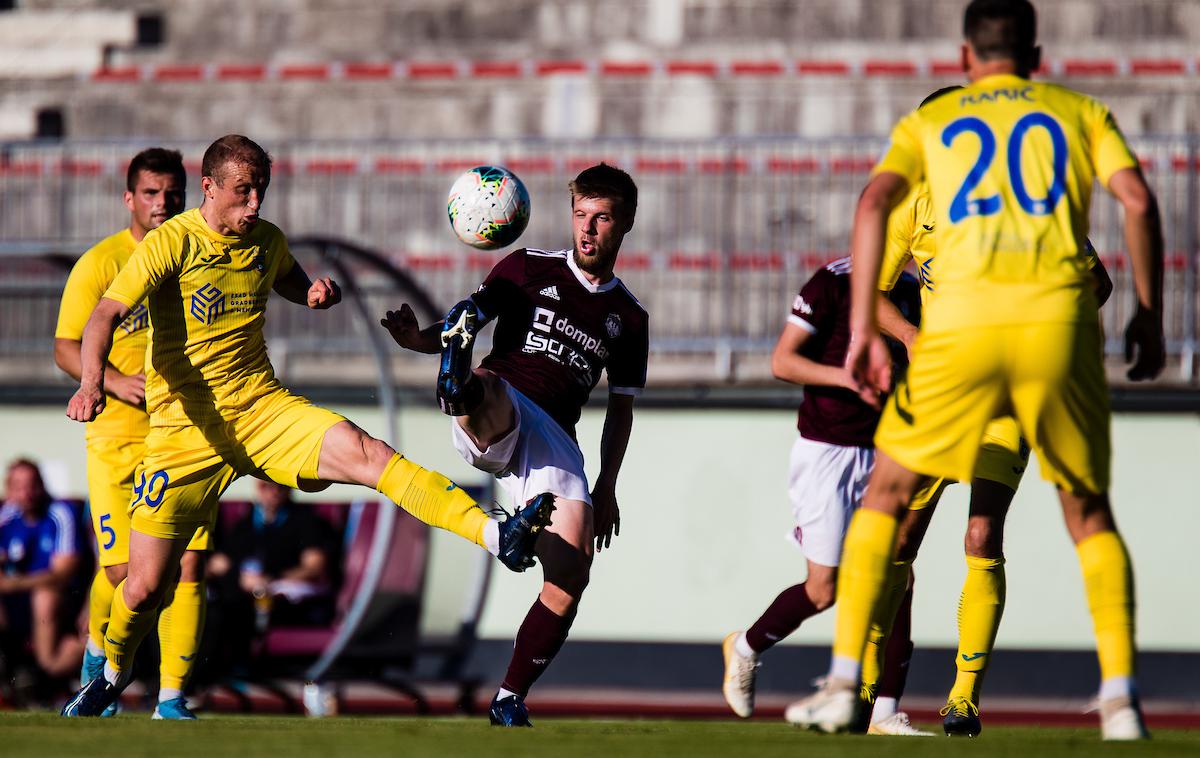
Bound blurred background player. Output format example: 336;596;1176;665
720;258;929;736
382;163;648;727
788;0;1165;740
61;134;550;718
0;458;85;703
54;147;210;719
868;87;1116;734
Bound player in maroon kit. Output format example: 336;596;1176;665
382;164;648;726
721;258;931;735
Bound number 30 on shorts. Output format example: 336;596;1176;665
942;111;1067;222
132;469;170;509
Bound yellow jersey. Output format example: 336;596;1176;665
104;208;296;428
55;229;151;441
873;73;1138;333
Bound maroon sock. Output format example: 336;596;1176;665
500;599;574;697
744;583;821;653
878;582;915;700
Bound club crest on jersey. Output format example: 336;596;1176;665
605;313;622;338
252;248;266;273
190;283;226;324
539;285;561;301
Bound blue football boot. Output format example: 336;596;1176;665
61;675;120;717
496;493;555;573
489;693;532;727
941;696;982;737
152;697;199;720
79;648;119;717
437;300;486;416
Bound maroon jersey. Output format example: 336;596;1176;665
471;248;649;437
789;258;920;448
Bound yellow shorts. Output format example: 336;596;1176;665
130;390;345;541
877;323;1109;495
904;417;1030;511
87;437;210;566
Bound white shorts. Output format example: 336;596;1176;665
451;381;592;508
785;435;875;568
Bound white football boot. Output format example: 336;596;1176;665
868;711;934;736
784;677;859;733
1099;695;1150;741
721;632;759;718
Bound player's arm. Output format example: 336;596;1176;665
593;392;635;552
54;339;145;406
846;172;911;405
771;322;854;389
273;260;341;309
876;294;919;354
1108;167;1165;380
380;304;444;354
66;298;135;422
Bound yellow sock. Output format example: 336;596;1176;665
158;581;206;691
861;559;911;694
87;569;118;650
104;579;159;676
1077;531;1136;681
949;555;1006;703
376;454;490;548
832;509;900;666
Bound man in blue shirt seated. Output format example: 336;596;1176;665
0;458;86;701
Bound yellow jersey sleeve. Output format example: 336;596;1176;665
55;249;112;341
873;109;925;186
1089;105;1139;187
879;186;918;292
104;225;184;309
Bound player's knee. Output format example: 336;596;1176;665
807;576;837;611
103;563;129;586
540;580;584;615
123;572;169;611
963;519;1002;558
179;550;205;582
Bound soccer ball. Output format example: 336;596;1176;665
446;165;531;250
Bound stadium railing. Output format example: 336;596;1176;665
1;136;1196;383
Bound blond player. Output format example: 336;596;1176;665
55;148;211;718
61;135;552;718
787;0;1164;740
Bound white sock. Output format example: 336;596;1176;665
734;632;756;659
102;662;128;688
159;687;183;703
871;696;899;724
1099;676;1135;701
85;638;105;657
483;520;500;556
829;655;861;685
496;687;520;701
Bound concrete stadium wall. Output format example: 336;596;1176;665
2;401;1197;653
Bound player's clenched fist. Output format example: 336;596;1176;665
845;329;892;409
67;383;106;422
380;304;422;350
307;277;341;309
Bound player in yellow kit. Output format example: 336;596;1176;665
54;148;212;718
857;109;1114;734
61;135;554;718
787;0;1164;740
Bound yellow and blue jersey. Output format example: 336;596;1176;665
873;74;1138;333
104;209;296;428
55;229;151;441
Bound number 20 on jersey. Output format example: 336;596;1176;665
942;112;1068;223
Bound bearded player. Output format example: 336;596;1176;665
383;163;648;727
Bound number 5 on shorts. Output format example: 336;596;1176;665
99;513;116;550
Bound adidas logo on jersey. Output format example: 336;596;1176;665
539;285;561;301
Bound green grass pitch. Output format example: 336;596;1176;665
4;714;1195;757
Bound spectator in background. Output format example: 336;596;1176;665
0;458;86;700
207;480;338;654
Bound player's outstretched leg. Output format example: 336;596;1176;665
723;566;832;718
437;300;485;416
491;497;590;727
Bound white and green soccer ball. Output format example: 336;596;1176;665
446;165;531;250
